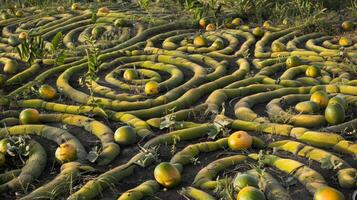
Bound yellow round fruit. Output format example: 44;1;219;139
205;23;216;31
0;74;6;88
71;3;80;10
339;37;352;47
325;103;345;125
313;187;345;200
144;81;159;95
237;186;266;200
199;18;208;29
295;101;320;114
123;69;139;80
252;27;265;37
55;143;77;163
263;20;272;28
328;95;348;110
310;91;329;108
233;173;259;190
15;10;23;17
18;32;27;41
98;6;110;14
193;35;207;47
154;162;181;188
0;153;5;167
39;84;57;100
305;65;321;78
0;139;10;154
212;40;224;50
57;6;65;13
232;18;243;26
286;56;302;68
271;42;286;52
114;126;137;145
19;108;39;124
282;18;290;25
228;131;253;151
341;21;354;31
4;60;19;74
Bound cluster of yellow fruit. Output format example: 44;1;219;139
298;91;347;125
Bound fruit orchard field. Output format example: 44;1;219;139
0;1;356;200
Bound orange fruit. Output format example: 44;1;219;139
252;27;264;37
233;173;259;190
310;91;329;108
199;18;208;29
144;81;159;95
305;66;321;78
341;21;354;31
19;109;39;124
114;126;137;145
339;37;352;47
39;84;57;100
18;32;27;40
232;18;243;26
286;56;302;68
206;23;216;31
71;3;80;10
123;69;139;80
55;143;77;163
228;131;253;151
154;162;181;188
313;187;345;200
193;35;208;47
237;186;266;200
325;103;345;125
98;6;110;14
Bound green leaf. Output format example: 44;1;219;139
51;32;63;51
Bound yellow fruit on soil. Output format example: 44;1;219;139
55;143;77;163
339;37;352;47
233;173;259;190
154;162;181;188
144;81;159;95
252;27;264;37
313;187;345;200
305;66;321;78
310;91;329;108
193;35;208;47
57;6;65;13
282;18;290;25
286;56;302;68
228;131;253;151
19;108;39;124
206;23;216;31
3;60;19;74
237;186;266;200
123;69;139;80
325;103;345;125
0;74;6;88
341;21;354;31
0;153;5;167
18;32;27;40
212;40;224;49
114;126;137;145
0;139;10;154
71;3;80;10
263;20;272;28
295;101;320;114
15;10;23;17
98;7;110;14
39;84;57;100
232;18;243;26
271;42;286;52
199;18;208;29
328;95;348;109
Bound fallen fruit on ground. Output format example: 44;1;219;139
228;131;253;151
154;162;181;188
